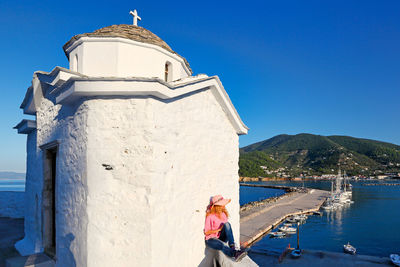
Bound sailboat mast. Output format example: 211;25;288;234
336;168;341;193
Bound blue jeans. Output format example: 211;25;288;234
205;222;235;257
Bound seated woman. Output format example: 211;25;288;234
204;195;247;262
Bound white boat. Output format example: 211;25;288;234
343;191;352;198
333;203;343;209
283;223;292;227
343;242;356;255
322;196;334;210
332;192;348;204
328;169;354;206
322;205;334;210
339;198;351;205
298;214;307;220
339;194;349;203
286;217;298;223
279;226;297;233
293;215;305;222
269;231;286;238
390;254;400;266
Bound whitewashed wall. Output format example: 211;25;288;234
68;39;189;81
85;98;153;266
15;131;43;255
16;99;89;267
17;86;240;267
84;90;239;267
52;100;89;267
151;90;240;267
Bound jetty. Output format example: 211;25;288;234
249;249;393;266
239;185;329;247
364;183;400;186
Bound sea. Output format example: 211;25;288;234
240;180;400;259
239;186;285;205
1;178;398;258
0;179;25;192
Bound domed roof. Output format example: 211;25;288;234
63;24;192;73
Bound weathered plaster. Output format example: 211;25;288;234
74;90;241;266
16;99;89;267
15;24;247;267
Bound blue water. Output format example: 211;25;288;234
0;179;25;192
239;186;285;205
240;180;400;258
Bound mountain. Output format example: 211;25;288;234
239;134;400;177
0;171;25;179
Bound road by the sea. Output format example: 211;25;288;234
240;180;400;258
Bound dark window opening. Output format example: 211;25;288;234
165;63;169;82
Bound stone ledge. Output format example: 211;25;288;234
202;247;258;267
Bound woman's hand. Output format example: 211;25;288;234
204;225;223;235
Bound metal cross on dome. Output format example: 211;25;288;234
129;9;141;26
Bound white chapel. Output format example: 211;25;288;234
14;11;248;267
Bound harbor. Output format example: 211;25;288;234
240;179;400;266
1;180;399;266
240;171;355;247
239;184;329;247
249;248;394;266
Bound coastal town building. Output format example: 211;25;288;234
14;11;248;266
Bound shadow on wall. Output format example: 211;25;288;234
63;233;76;267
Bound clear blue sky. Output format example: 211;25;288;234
1;0;399;172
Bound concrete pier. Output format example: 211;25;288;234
240;187;329;247
249;249;393;266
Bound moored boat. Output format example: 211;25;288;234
293;215;302;221
390;254;400;266
298;214;307;220
343;191;352;198
279;226;297;233
286;217;297;223
333;202;343;209
321;203;334;210
269;231;286;238
326;169;354;207
343;242;356;255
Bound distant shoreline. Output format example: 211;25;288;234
239;176;400;182
0;172;25;180
239;177;318;182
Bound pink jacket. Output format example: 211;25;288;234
204;213;228;240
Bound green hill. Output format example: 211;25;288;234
239;134;400;177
